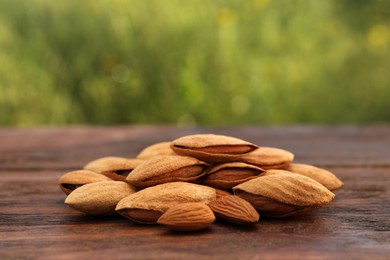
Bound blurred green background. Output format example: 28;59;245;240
0;0;389;126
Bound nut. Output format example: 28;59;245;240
201;162;264;190
215;189;232;199
84;156;144;181
116;182;216;224
209;195;259;225
171;134;258;163
58;170;112;195
284;163;343;191
65;181;137;215
233;172;335;217
235;147;294;169
126;155;208;188
136;141;176;159
157;202;215;231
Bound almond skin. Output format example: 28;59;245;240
233;172;335;217
116;182;217;224
215;189;232;198
84;156;126;172
126;155;208;188
157;202;216;231
234;192;317;218
58;170;112;195
136;141;176;159
84;157;143;181
209;195;259;225
284;163;343;191
65;181;138;215
235;147;294;169
171;134;258;163
201;162;264;190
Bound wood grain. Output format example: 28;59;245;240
0;126;389;259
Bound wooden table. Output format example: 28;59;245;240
1;126;389;259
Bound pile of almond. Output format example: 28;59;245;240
59;134;343;231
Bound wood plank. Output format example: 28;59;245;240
0;126;389;259
1;126;390;170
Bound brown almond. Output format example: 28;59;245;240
157;202;215;231
284;163;343;191
201;162;264;190
215;189;232;199
58;170;112;195
236;147;294;169
209;195;259;225
233;172;335;217
84;156;144;181
136;141;176;159
234;192;316;218
171;134;258;163
126;155;208;188
116;182;216;224
65;181;137;215
258;169;284;176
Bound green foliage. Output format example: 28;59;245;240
0;0;389;126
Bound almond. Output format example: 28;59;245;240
233;172;335;217
258;169;286;176
201;162;264;190
284;163;343;191
65;181;137;215
58;170;112;195
171;134;258;163
157;202;215;231
236;147;294;169
84;156;143;181
209;195;259;225
136;141;176;159
116;182;217;224
215;189;232;199
126;155;208;188
234;192;316;218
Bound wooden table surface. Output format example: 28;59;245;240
1;126;389;259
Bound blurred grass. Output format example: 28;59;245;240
0;0;389;126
